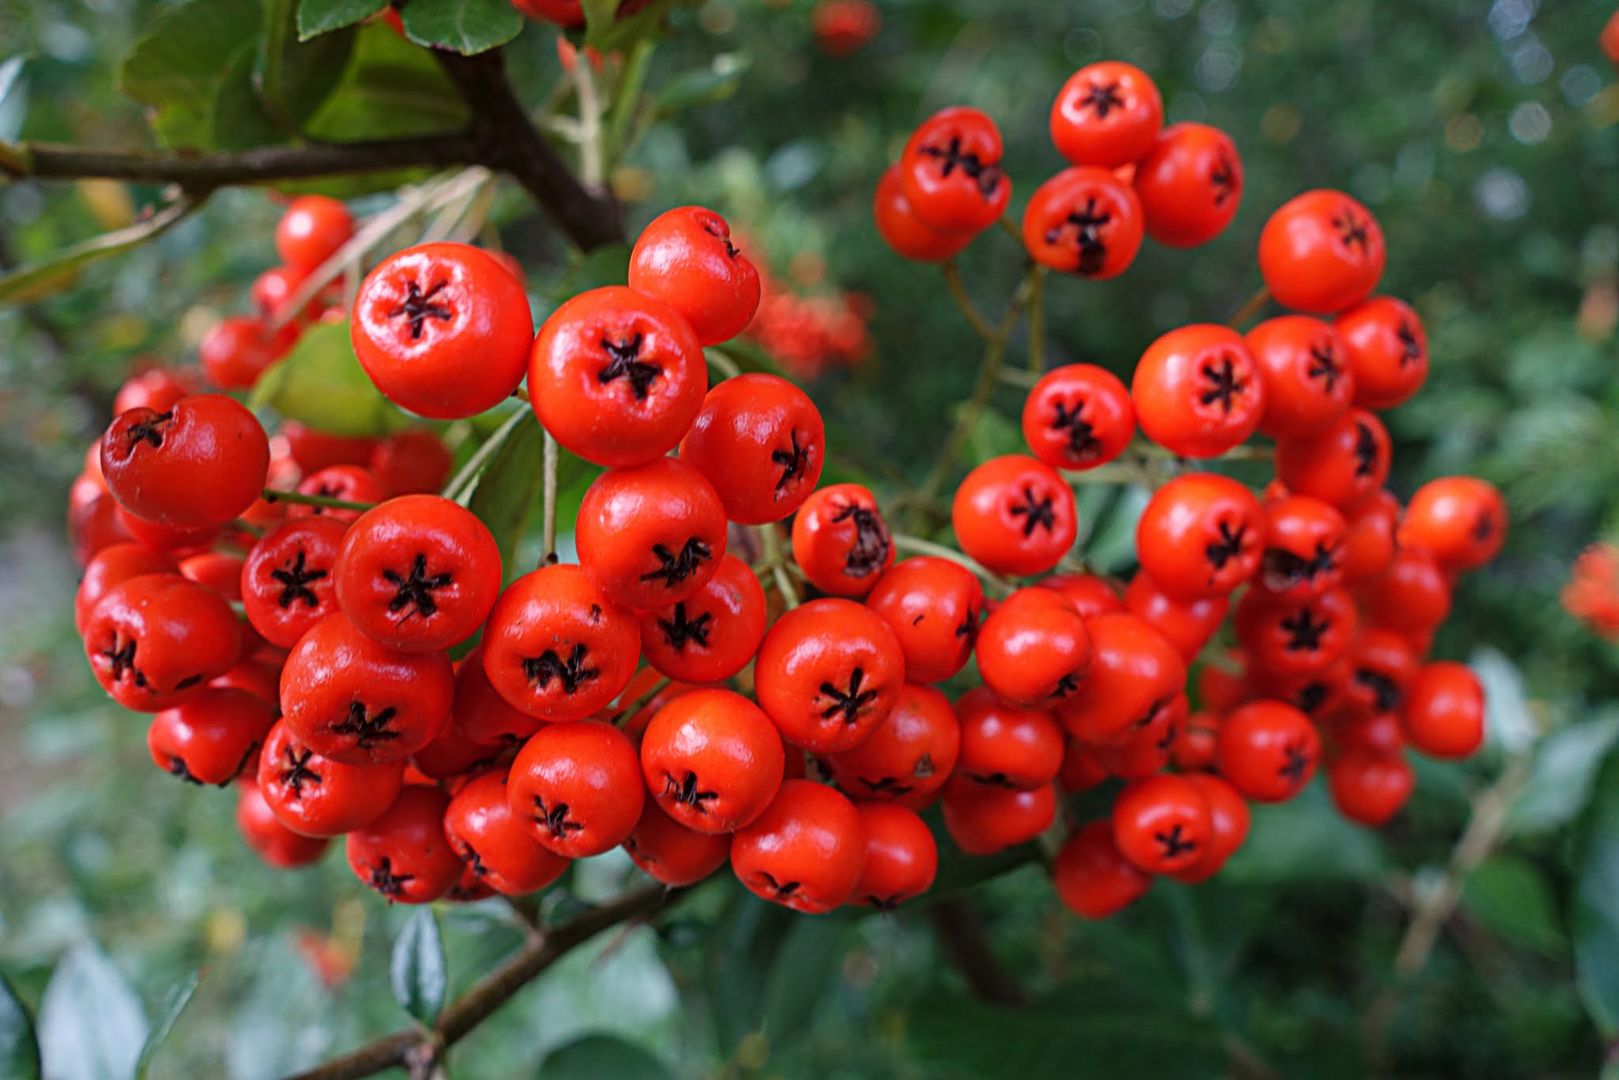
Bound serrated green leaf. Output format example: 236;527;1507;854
37;945;148;1080
466;410;544;570
0;198;197;306
400;0;525;55
390;909;447;1025
0;972;40;1080
134;971;200;1080
118;0;266;148
304;21;469;144
540;1034;673;1080
260;0;356;134
249;321;413;436
297;0;387;38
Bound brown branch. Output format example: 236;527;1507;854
928;897;1028;1007
286;884;681;1080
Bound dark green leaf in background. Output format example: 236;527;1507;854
0;972;40;1080
1221;783;1386;884
259;0;357;135
303;21;470;143
539;1033;673;1080
467;410;546;571
1574;748;1619;1036
1462;855;1563;955
297;0;387;39
390;909;447;1026
36;944;148;1080
118;0;267;149
134;971;200;1080
399;0;526;56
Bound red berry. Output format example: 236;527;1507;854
370;431;452;496
1037;572;1124;619
954;686;1064;791
1255;494;1347;602
851;803;937;909
444;770;571;895
974;587;1092;708
754;598;905;753
287;465;385;524
1258;190;1386;315
1123;573;1228;662
281;421;378;474
865;557;984;684
75;542;176;634
508;720;645;857
1335;296;1428;410
276;195;353;272
199;316;286;389
731;780;866;913
623;800;731;887
1399;477;1506;574
1111;773;1212;874
791;483;894;597
940;776;1056;856
1022;167;1143;279
1327;749;1414;826
1021;363;1135;471
1235;586;1359;677
680;373;826;524
639;555;766;683
147;688;275;786
1215;700;1320;802
1171;773;1251;883
257;719;404;838
639;688;786;834
628;206;761;345
898;107;1011;234
83;573;242;712
101;394;269;529
576;457;728;611
1053;820;1150;919
240;516;348;649
346;786;464;904
1135;473;1264;600
1049;61;1163;168
873;163;973;262
1132;324;1264;458
1357;545;1452;636
114;368;194;416
1055;613;1184;745
952;454;1077;577
822;682;960;806
1132;122;1242;247
1275;407;1391;511
237;778;330;868
1401;661;1485;759
1244;316;1354;440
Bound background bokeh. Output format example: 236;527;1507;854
3;0;1619;1076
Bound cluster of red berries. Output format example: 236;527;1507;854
1564;543;1619;640
875;61;1242;268
744;256;873;379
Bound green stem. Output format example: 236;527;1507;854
606;38;655;167
1227;285;1270;330
943;260;997;341
541;430;560;565
442;407;532;505
758;525;800;609
705;348;742;380
261;489;374;514
891;533;1013;595
1026;266;1047;374
611;673;672;725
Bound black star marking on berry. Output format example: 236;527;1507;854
383;553;452;622
1154;823;1198;859
1052;670;1082;698
1211;152;1238;206
387;280;453;340
1354;668;1400;713
1132;696;1173;732
830;501;891;577
865;893;904;912
597;332;661;400
663;770;719;813
331;701;401;750
1294;681;1330;715
917;134;1005;197
532;796;584;840
657;602;713;651
914;753;937;778
1279;741;1313;786
1198;353;1246;414
641;537;713;588
701;216;740;258
165;756;202;785
771;430;810;492
1079;80;1124;118
1045;197;1112;275
967;771;1019;789
1353;420;1380;478
1472;512;1496;543
1307;339;1344;393
368;856;415;899
955;606;979;646
858;775;914;797
819;666;879;724
1396;320;1423;367
100;638;146;687
1050;399;1103;461
1008;485;1057;538
522;644;599;695
1155;722;1178;752
1204;520;1249;576
1260;540;1339;593
125;411;173;450
460;842;488;878
280;745;322;797
1280;607;1330;652
754;871;800;899
272;548;327;609
1333;207;1371;252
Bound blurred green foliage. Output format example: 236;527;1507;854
3;0;1619;1077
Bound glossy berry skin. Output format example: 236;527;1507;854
792;483;894;597
1236;587;1358;677
75;542;176;634
1055;613;1186;746
1258;190;1386;315
279;613;454;766
898;107;1011;234
1335;296;1429;410
939;776;1056;856
287;465;387;524
444;771;570;895
1401;662;1485;759
576;458;728;611
865;557;984;684
84;573;242;712
852;803;937;909
1245;316;1354;440
334;495;502;653
952;455;1077;577
147;689;275;786
481;565;640;722
954;687;1064;791
822;683;959;805
1135;473;1264;601
1090;697;1180;779
755;598;905;753
508;720;645;857
1021;363;1135;471
1053;820;1151;919
1022;167;1144;279
113;507;220;555
346;786;464;904
640;689;785;834
1250;657;1351;723
236;779;330;869
281;421;377;473
352;242;533;420
257;720;404;838
1133;122;1242;247
1038;573;1124;619
240;517;347;648
449;647;543;746
731;781;866;915
1275;408;1391;511
1342;629;1420;719
1328;749;1413;826
639;555;766;683
1171;773;1251;884
974;588;1092;708
370;431;452;496
114;368;194;416
1123;573;1227;662
101;394;269;529
276;195;353;272
1111;774;1212;874
1256;495;1346;602
199;316;284;389
1132;324;1265;458
680;373;826;524
1172;710;1221;772
1332;710;1410;762
530;285;706;467
628;206;761;345
1049;61;1163;168
1357;545;1452;635
873;163;974;262
623;800;731;887
1400;477;1507;574
1215;700;1320;803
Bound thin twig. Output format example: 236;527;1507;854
1226;285;1270;330
260;489;375;514
441;406;532;505
891;532;1012;595
758;525;800;609
541;430;560;565
1025;266;1047;374
928;897;1027;1006
942;260;997;340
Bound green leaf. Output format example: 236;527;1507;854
1510;713;1619;837
303;21;469;143
390;909;447;1025
1575;747;1619;1035
0;198;197;306
119;0;266;148
653;52;750;115
134;972;200;1080
0;972;40;1080
209;41;287;150
550;242;632;304
260;0;356;134
1462;855;1563;954
297;0;387;38
584;0;671;52
760;918;847;1051
36;945;149;1080
1221;782;1387;884
466;410;545;570
400;0;525;55
539;1034;673;1080
249;321;413;436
